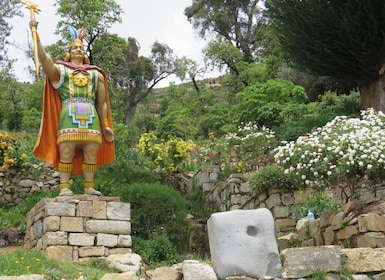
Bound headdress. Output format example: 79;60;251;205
64;25;90;63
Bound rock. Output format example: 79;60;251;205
150;266;182;280
342;247;385;273
207;208;282;279
281;245;342;278
105;253;142;273
100;271;140;280
182;259;217;280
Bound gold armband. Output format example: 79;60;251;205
101;119;109;128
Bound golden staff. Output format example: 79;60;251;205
22;0;41;76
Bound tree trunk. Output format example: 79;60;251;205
359;74;385;112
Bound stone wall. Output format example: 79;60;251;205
0;164;59;208
25;195;131;262
193;166;385;250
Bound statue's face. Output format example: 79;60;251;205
70;42;85;59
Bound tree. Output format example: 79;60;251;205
54;0;123;63
266;0;385;111
185;0;265;63
0;0;22;62
185;0;278;89
109;38;180;125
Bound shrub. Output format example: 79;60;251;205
120;183;189;253
274;108;385;202
132;234;181;266
248;165;296;196
0;131;28;170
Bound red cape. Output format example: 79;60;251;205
33;61;115;174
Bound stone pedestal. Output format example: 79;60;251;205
25;195;131;262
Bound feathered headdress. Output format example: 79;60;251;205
68;25;86;41
64;25;89;63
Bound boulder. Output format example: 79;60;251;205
207;208;281;279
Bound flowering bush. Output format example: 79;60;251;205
137;132;195;172
274;108;385;202
0;132;27;170
221;122;276;172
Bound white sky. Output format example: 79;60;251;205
7;0;220;87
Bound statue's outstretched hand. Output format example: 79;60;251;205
103;127;114;142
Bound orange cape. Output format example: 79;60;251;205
33;62;115;174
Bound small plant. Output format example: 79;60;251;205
290;190;340;219
309;268;327;280
132;234;182;266
248;165;296;196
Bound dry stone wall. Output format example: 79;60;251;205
0;164;59;207
194;166;385;250
25;195;131;262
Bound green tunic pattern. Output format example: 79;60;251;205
53;64;102;144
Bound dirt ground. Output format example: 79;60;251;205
0;246;21;255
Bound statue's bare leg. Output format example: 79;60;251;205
82;142;102;195
58;142;76;196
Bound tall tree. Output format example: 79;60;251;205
266;0;385;111
0;0;22;62
185;0;264;63
185;0;276;88
108;38;179;125
54;0;123;63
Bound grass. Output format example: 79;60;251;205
0;247;120;279
0;190;59;231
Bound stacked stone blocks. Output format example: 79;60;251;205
25;195;131;262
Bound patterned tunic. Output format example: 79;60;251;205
53;64;102;145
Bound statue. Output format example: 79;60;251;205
24;1;115;196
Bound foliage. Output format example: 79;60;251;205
21;108;41;133
0;248;118;278
55;0;123;63
138;132;195;172
221;122;276;173
186;187;218;221
132;234;182;266
185;0;268;65
266;0;385;84
0;131;28;170
290;190;340;219
274;108;385;202
120;183;189;253
0;0;23;62
248;165;296;196
234;78;307;127
0;190;58;230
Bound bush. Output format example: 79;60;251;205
248;165;296;196
0;131;28;170
120;183;189;253
132;234;181;266
274;108;385;202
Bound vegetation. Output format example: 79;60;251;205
267;0;385;111
0;248;119;278
1;0;383;276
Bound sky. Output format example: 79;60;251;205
7;0;220;88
